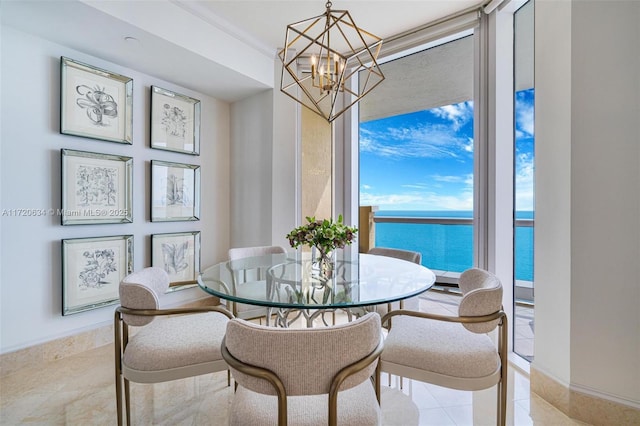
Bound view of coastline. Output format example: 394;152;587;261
372;210;534;281
360;88;535;282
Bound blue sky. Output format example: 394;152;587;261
359;89;535;212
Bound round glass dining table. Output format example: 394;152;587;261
197;250;436;327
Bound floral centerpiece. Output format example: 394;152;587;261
286;215;358;281
286;215;358;254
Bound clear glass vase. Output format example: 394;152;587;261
311;246;335;283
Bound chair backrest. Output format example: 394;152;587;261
227;245;287;288
224;312;381;396
228;245;286;260
368;247;422;265
119;267;170;326
457;268;503;333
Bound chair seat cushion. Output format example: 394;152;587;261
230;380;381;426
123;312;228;372
382;315;499;379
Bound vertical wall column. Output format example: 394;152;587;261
532;1;640;423
301;108;333;221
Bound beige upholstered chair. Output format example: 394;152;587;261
114;267;233;426
367;247;423;314
222;312;384;426
380;268;508;426
227;245;287;322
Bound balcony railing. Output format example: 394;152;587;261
359;206;534;302
374;215;533;228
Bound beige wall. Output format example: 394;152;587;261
0;26;231;353
533;0;640;410
301;108;333;221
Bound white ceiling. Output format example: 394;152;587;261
1;0;483;102
187;0;483;52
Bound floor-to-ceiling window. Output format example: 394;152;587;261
347;6;526;357
513;0;535;361
358;33;476;280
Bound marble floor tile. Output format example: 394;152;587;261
0;342;585;425
1;294;584;426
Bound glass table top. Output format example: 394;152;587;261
197;251;436;310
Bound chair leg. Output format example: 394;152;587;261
115;373;123;426
497;379;507;426
498;369;507;426
375;361;382;404
124;378;131;426
114;313;124;426
498;316;508;426
227;369;231;387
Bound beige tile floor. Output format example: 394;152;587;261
0;291;584;426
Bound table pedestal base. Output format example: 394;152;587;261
266;307;356;327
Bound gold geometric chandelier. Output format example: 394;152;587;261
278;1;385;122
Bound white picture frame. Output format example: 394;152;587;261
61;149;133;225
150;86;200;155
151;160;200;222
62;235;133;315
60;57;133;144
151;231;201;289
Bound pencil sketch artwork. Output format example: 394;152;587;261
75;84;118;127
164;173;191;207
161;103;187;139
78;249;117;288
76;165;117;207
161;241;190;275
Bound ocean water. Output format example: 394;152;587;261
374;210;534;281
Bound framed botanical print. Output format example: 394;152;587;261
151;160;200;222
151;231;201;289
61;149;133;225
60;57;133;144
62;235;133;315
150;86;200;155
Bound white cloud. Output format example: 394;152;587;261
463;137;474;153
359;192;425;207
464;174;474;187
430;101;474;130
360;189;473;211
401;183;430;189
432;173;473;185
360;101;476;160
359;125;471;159
515;152;535;211
515;94;534;137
